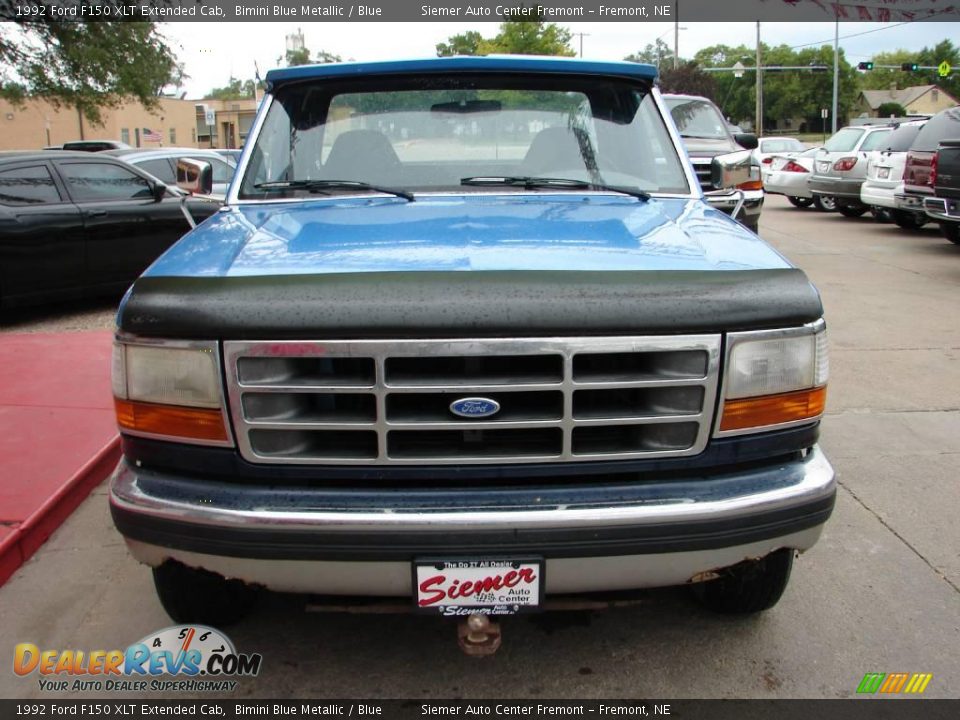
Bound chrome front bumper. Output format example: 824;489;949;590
110;446;835;595
704;188;764;220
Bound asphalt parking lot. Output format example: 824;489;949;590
0;194;958;700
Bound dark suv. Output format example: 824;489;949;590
896;106;960;226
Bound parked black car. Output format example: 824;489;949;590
0;151;218;309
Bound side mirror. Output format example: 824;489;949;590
734;133;759;150
176;158;213;196
150;181;167;202
710;150;755;190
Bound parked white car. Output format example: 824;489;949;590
754;137;807;168
762;147;830;208
859;120;927;226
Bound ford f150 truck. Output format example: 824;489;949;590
108;58;834;649
923;139;960;244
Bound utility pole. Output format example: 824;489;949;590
674;0;680;69
574;32;590;58
831;19;839;134
755;21;763;135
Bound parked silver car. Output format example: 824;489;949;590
762;147;829;209
807;125;894;216
106;148;237;197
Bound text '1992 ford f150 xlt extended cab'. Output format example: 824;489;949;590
108;57;834;652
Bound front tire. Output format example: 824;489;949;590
813;195;837;212
893;210;927;230
787;196;813;208
940;222;960;245
153;562;258;626
691;549;794;614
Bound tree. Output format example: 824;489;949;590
0;6;178;124
281;48;342;67
860;40;959;105
693;43;859;131
858;49;919;91
436;16;575;58
204;78;257;101
436;31;486;57
917;40;960;103
493;17;575;56
658;62;717;100
625;39;674;68
877;102;908;117
693;44;756;124
285;47;312;67
314;50;342;64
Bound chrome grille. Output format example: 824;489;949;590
224;336;721;465
691;158;715;191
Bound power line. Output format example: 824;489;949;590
787;21;912;50
787;7;960;52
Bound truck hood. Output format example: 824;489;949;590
144;195;789;278
122;195;823;339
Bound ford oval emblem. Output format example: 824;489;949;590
450;397;501;418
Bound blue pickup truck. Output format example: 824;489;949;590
108;57;834;648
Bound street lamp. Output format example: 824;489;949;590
656;26;686;68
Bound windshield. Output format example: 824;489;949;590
824;127;865;152
663;97;731;140
239;75;690;199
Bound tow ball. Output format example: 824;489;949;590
457;613;501;656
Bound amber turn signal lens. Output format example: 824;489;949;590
115;399;228;442
719;386;826;432
737;179;764;191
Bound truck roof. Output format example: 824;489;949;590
265;56;658;88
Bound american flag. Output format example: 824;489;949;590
142;127;161;142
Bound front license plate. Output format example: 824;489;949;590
414;558;544;615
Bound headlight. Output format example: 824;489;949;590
112;339;231;445
717;322;828;434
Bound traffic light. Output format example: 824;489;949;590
901;62;919;71
858;61;874;71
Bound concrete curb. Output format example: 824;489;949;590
0;435;120;586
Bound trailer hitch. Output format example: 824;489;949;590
457;613;501;656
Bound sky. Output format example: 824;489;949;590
162;21;960;98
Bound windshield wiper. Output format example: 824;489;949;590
460;176;650;201
680;133;726;140
254;179;414;202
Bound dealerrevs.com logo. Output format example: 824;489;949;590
14;625;262;693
